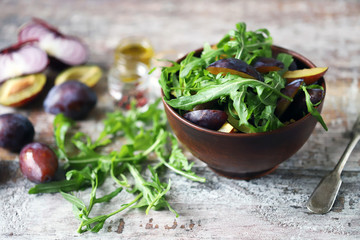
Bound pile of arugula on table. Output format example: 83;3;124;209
29;99;205;233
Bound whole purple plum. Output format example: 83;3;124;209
0;113;35;152
20;142;58;183
44;81;97;120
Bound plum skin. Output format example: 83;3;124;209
0;113;35;152
44;81;97;120
19;142;58;183
183;110;228;130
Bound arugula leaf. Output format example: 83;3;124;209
94;187;122;203
61;191;86;211
28;179;87;194
215;22;273;64
159;68;172;100
276;53;294;76
53;114;74;161
127;163;176;215
302;85;328;131
154;134;206;182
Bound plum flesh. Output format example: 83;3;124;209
0;73;47;107
0;41;48;83
18;18;88;67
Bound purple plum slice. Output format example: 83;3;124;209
207;58;263;81
252;57;284;73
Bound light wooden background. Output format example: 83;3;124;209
0;0;359;239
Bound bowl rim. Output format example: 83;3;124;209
161;45;326;138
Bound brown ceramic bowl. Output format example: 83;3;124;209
162;45;326;179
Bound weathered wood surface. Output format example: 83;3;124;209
1;0;360;239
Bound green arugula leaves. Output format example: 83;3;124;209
29;99;205;233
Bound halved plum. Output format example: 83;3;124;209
0;73;46;107
183;110;228;130
18;18;88;67
54;65;102;87
252;57;284;73
0;41;48;83
206;58;263;81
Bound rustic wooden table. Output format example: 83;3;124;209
1;0;360;239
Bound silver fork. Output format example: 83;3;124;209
306;116;360;214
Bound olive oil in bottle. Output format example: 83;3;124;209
108;36;154;109
114;38;154;67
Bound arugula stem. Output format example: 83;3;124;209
145;180;171;215
94;187;123;203
106;192;143;219
87;169;99;214
68;156;108;164
161;160;206;182
170;86;202;91
235;34;245;59
126;164;149;194
255;81;292;101
68;155;139;164
110;160;130;188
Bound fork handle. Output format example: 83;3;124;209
334;133;360;175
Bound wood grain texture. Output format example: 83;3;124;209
0;0;359;239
